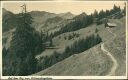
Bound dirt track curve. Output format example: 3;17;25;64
101;28;118;76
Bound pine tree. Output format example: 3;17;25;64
49;39;53;47
98;9;105;19
2;47;7;58
25;53;38;75
105;10;110;17
10;12;37;58
113;4;121;13
8;4;38;75
93;9;98;18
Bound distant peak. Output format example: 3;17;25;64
2;8;14;16
58;12;74;19
66;12;73;14
73;12;87;20
2;8;9;13
2;8;7;11
80;12;87;16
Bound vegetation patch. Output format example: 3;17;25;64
38;34;102;71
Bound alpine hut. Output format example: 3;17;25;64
105;22;117;28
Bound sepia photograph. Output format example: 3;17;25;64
0;1;127;79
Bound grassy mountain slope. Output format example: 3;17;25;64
104;17;126;76
41;16;72;34
2;8;18;32
2;29;15;49
34;44;113;76
2;9;75;32
2;8;125;76
34;16;126;76
58;12;75;19
29;11;58;31
36;23;112;58
2;9;75;49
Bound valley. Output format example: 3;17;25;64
33;17;126;76
2;3;126;76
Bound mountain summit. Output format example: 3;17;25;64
58;12;75;19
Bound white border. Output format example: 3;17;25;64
126;1;128;79
0;1;2;79
0;1;127;79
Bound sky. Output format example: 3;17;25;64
2;1;125;15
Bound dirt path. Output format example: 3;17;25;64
101;43;118;76
101;28;118;76
107;28;116;38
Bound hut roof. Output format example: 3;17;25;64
107;23;117;27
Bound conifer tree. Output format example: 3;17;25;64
8;4;39;75
2;47;7;58
93;9;98;18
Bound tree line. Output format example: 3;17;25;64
51;4;125;38
38;34;102;70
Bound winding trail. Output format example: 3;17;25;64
101;28;118;76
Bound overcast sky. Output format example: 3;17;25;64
2;1;125;15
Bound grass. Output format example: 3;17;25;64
104;17;126;76
33;17;126;76
33;44;113;76
2;14;126;76
105;34;126;76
